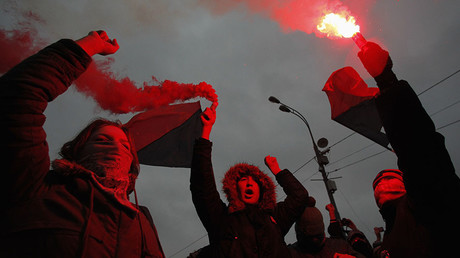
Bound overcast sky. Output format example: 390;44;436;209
2;0;460;257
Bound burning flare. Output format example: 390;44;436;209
317;12;360;38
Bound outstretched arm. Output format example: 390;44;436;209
0;31;117;205
358;42;459;212
190;102;226;236
266;156;309;235
200;102;218;140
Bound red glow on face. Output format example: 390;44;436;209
374;177;406;208
79;125;133;177
237;176;260;205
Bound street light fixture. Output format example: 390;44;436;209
268;96;343;224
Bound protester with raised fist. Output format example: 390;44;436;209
0;31;165;257
191;103;310;257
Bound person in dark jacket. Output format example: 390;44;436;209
356;41;460;257
289;201;365;258
191;102;310;257
0;31;165;257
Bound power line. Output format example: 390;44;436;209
437;118;460;131
329;132;356;149
417;68;460;96
328;143;374;167
324;71;460;169
171;119;459;257
328;98;460;169
337;188;373;237
429;99;460;117
328;149;387;173
169;69;460;257
277;171;319;202
292;156;316;175
327;116;460;173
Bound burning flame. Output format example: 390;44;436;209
317;13;360;38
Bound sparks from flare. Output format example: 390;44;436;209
317;12;360;38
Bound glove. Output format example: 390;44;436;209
358;42;398;90
358;42;392;78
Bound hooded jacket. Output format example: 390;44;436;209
371;68;460;258
191;138;310;258
0;39;164;257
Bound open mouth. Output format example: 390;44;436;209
245;189;253;195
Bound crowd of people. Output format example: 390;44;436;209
1;30;458;258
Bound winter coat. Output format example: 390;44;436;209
191;138;310;258
372;69;460;258
0;39;165;258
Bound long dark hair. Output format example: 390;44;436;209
59;118;140;194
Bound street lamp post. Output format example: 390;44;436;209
269;96;343;224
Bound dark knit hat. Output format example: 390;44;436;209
295;200;324;237
372;169;403;189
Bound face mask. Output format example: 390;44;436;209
374;177;406;208
78;125;133;183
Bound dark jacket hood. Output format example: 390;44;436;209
222;162;276;213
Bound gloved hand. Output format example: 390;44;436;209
358;42;392;78
200;102;218;140
264;155;281;175
76;30;119;56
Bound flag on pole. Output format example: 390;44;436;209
125;101;202;168
323;66;391;150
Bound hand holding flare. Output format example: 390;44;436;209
316;12;392;79
358;42;392;78
201;102;218;140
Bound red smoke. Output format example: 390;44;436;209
199;0;363;37
0;25;217;114
0;10;45;72
0;29;41;72
75;59;218;113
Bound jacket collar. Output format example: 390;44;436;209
51;159;138;213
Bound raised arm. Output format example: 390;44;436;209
190;102;226;235
265;156;309;235
0;31;118;205
358;42;459;208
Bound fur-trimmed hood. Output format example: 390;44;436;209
222;163;276;213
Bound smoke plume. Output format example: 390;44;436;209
0;15;217;114
75;60;217;113
198;0;358;37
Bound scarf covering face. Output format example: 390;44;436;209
373;169;406;208
52;159;138;212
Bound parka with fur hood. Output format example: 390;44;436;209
191;138;310;258
0;39;164;257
